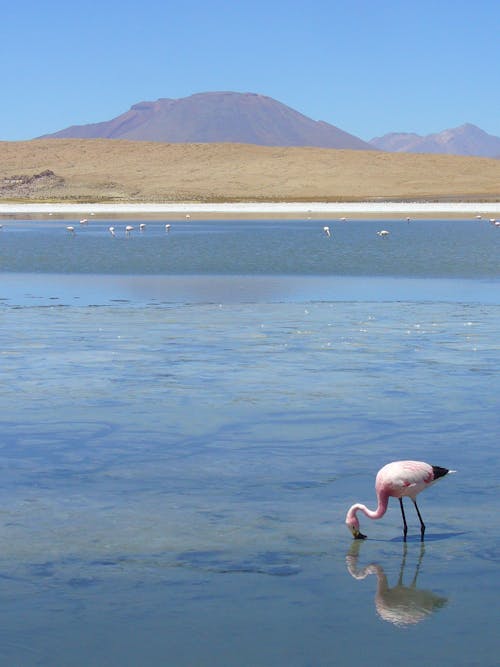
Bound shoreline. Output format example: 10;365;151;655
1;201;500;219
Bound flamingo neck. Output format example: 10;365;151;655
348;491;390;523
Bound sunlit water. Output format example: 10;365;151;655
0;218;499;666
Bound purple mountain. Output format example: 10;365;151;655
40;91;374;150
370;123;500;158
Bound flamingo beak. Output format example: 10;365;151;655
349;525;367;540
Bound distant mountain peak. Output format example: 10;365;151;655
370;123;500;158
40;91;373;150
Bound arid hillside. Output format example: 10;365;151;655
1;139;500;203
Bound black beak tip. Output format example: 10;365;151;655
355;532;367;540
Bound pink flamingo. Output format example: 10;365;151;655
346;461;456;542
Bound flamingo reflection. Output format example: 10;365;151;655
346;541;447;627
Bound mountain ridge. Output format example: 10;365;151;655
38;92;500;158
40;91;373;150
370;123;500;158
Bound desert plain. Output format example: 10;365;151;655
1;139;500;207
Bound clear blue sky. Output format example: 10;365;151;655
1;0;499;141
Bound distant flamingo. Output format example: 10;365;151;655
377;229;390;237
66;226;75;234
109;226;116;237
139;223;146;232
346;461;456;542
125;225;134;236
165;224;171;232
323;225;331;237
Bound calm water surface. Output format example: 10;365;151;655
0;218;499;666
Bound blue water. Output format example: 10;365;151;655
1;217;499;276
0;218;499;666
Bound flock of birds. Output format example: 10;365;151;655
56;213;500;240
65;218;173;235
66;218;392;238
1;212;499;237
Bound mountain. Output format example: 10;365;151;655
370;123;500;158
39;91;374;150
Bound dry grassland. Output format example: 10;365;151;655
1;139;499;203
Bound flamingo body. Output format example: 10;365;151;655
346;460;455;541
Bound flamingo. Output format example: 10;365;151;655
125;225;134;236
66;226;75;234
139;223;146;232
323;225;331;237
377;230;390;237
109;226;116;237
165;223;171;232
79;218;88;225
345;461;456;542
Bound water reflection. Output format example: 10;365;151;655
346;542;448;627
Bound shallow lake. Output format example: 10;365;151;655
0;218;498;666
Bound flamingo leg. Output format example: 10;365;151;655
412;499;426;541
399;498;408;542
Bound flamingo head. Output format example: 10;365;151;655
346;507;367;540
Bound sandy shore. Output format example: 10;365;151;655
1;201;500;219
